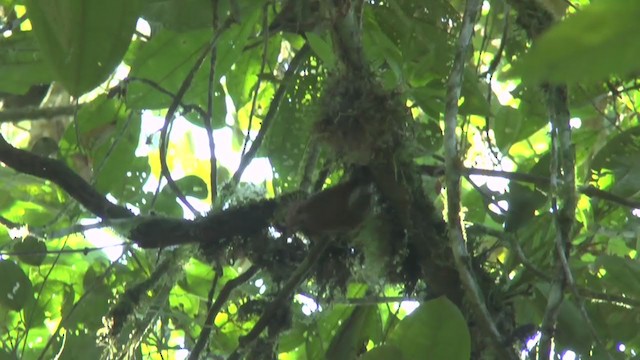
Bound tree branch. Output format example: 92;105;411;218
233;239;331;357
443;0;516;358
0;134;133;219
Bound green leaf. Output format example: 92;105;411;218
597;255;640;297
413;116;443;154
13;235;46;266
511;1;640;84
360;344;405;360
462;185;488;223
126;28;209;108
592;126;640;171
279;328;306;353
214;9;260;83
26;0;141;96
126;28;226;127
504;155;550;232
555;301;593;356
410;84;445;120
305;32;336;70
142;0;213;32
505;182;546;232
388;297;470;360
174;175;208;199
152;175;208;216
363;14;403;84
0;31;54;94
0;348;18;360
0;260;34;311
62;97;144;197
58;332;102;359
23;289;48;326
0;166;66;223
180;258;215;298
261;65;319;189
155;186;186;217
325;306;379;360
460;69;491;117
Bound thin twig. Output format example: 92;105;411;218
581;185;640;209
231;239;331;357
157;17;234;215
189;266;259;360
480;6;509;79
231;43;311;185
28;234;70;359
205;0;220;202
240;3;271;157
158;43;211;216
38;249;127;359
470;224;640;309
126;77;208;119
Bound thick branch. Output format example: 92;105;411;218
0;134;133;219
127;197;283;248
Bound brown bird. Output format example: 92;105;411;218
286;178;373;236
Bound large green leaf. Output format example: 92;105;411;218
126;28;211;109
511;1;640;84
26;0;140;96
142;0;213;32
325;306;379;359
0;32;53;94
388;297;470;360
0;260;34;311
13;235;46;266
260;64;320;189
555;301;594;356
597;255;640;298
306;32;336;70
126;28;226;128
58;96;144;197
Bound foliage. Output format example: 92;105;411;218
0;0;639;359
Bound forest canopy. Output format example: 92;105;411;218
0;0;639;359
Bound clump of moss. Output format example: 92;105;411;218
314;72;409;165
312;70;425;292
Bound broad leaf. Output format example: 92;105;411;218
0;260;33;311
512;1;640;84
26;0;140;96
388;297;470;360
